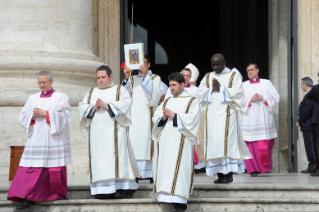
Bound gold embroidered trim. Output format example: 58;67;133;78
206;72;211;88
224;106;230;156
171;97;196;194
151;74;158;80
171;134;185;194
114;85;121;178
163;97;171;108
87;87;94;183
228;72;236;88
154;141;159;193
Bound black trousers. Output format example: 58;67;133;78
302;130;318;171
173;203;187;210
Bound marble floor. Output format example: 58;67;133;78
0;172;318;189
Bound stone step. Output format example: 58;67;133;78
0;197;319;211
2;184;319;201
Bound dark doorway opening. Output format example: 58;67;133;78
122;0;268;85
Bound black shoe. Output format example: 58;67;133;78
222;172;233;183
214;173;228;184
301;168;316;174
310;170;319;176
150;178;154;183
16;200;36;210
94;194;114;199
114;190;124;199
173;209;185;212
195;169;200;174
135;177;139;183
250;171;258;177
123;189;135;198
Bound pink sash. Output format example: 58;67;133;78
258;140;269;166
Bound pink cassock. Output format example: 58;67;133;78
244;139;275;174
7;88;68;203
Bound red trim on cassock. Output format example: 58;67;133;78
248;101;252;107
30;120;36;126
46;111;50;123
264;100;268;106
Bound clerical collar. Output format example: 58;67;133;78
249;77;260;84
306;88;312;94
98;83;116;90
185;83;191;88
215;67;228;75
40;88;55;98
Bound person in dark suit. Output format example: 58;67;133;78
297;77;318;174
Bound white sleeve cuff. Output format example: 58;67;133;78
85;105;94;117
177;115;184;132
109;104;123;117
203;87;214;102
141;75;153;99
220;86;232;102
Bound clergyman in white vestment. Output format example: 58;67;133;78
78;65;140;199
197;53;252;184
241;63;279;177
122;55;162;182
7;70;71;210
152;72;201;212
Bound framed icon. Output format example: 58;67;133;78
124;43;144;70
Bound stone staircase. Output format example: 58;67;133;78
1;179;319;212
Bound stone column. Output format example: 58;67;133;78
0;0;120;177
268;0;289;172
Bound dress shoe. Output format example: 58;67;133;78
150;178;154;183
173;209;185;212
222;173;233;183
94;194;114;199
250;171;258;177
195;169;200;174
114;190;124;199
301;168;315;174
310;170;319;176
16;200;36;210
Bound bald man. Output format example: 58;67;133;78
197;53;251;184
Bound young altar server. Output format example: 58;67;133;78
78;65;140;199
7;70;72;210
152;72;201;212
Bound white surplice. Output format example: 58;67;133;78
19;92;71;167
123;71;162;178
241;79;280;141
78;84;140;194
197;67;252;175
152;91;201;203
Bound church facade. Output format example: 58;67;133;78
0;0;317;177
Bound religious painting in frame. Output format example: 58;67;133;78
124;43;144;70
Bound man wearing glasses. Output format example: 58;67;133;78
7;70;72;210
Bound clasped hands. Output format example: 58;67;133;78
94;98;108;111
33;107;46;117
250;93;263;102
212;78;221;92
163;108;175;120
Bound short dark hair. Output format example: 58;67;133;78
168;72;185;84
96;65;112;76
247;63;258;69
144;55;151;64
